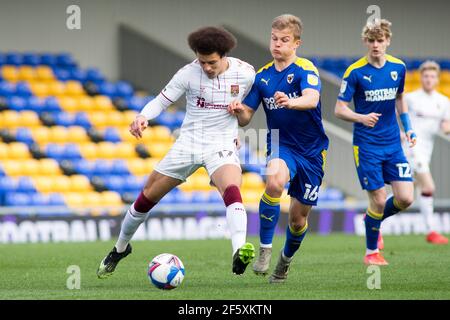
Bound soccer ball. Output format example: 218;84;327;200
147;253;185;290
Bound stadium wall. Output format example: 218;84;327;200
1;0;449;80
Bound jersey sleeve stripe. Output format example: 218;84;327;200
257;61;274;74
385;54;406;67
343;56;368;79
295;57;319;76
160;92;174;104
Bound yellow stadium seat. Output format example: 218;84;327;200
0;143;8;159
118;127;137;144
20;111;41;128
123;110;138;124
70;175;92;192
190;174;213;191
66;126;89;143
126;158;146;175
58;96;78;112
18;66;36;81
116;142;137;159
88;111;107;127
147;142;170;159
152;125;173;142
1;160;23;176
2;65;19;82
32;176;54;193
63;192;85;207
8;142;30;159
35;66;55;81
145;158;159;173
2;110;20;128
441;86;450;98
93;95;113;111
79;143;98;159
29;81;49;97
441;71;450;84
65;80;84;96
242;190;263;207
242;172;265;189
21;159;40;176
31;127;50;144
48;81;66;97
106;111;125;127
49;126;69;143
52;175;71;192
97;141;116;159
84;192;102;206
39;158;61;175
101;191;123;206
77;96;95;111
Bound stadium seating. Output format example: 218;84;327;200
0;52;347;216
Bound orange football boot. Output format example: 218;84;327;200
426;231;448;244
364;252;389;265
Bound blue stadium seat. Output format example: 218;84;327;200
103;127;121;143
94;160;113;175
44;97;61;112
115;81;133;97
31;193;49;206
0;81;15;97
27;97;46;113
155;112;177;130
23;52;40;66
74;159;95;176
7;96;27;111
45;143;65;160
124;175;143;192
70;69;87;83
0;53;5;65
99;82;117;97
5;52;22;66
15;82;32;97
56;53;76;68
112;160;129;175
208;191;223;204
191;191;208;204
105;175;125;193
40;53;57;67
54;112;76;126
174;191;192;204
15;128;34;145
5;193;30;206
64;143;82;159
49;193;65;206
53;68;71;81
17;177;36;192
86;67;105;83
74;112;91;128
0;177;17;193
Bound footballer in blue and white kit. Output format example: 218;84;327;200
228;14;328;283
335;19;416;266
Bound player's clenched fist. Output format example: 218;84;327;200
274;91;291;108
129;115;148;139
360;112;381;128
228;100;244;115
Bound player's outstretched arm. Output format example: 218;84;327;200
334;99;381;128
396;93;417;147
130;96;169;139
228;100;255;127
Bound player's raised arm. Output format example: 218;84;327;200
396;92;417;147
228;100;255;127
129;67;189;139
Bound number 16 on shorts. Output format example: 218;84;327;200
304;183;319;202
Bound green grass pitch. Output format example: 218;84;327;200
0;234;449;300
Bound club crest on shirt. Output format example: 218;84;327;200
230;84;239;96
391;71;398;81
287;73;294;84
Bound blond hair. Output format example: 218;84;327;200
272;14;303;40
362;19;392;40
419;60;441;75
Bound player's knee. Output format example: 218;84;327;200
396;194;414;209
265;177;285;197
289;220;307;234
372;194;387;211
421;186;435;196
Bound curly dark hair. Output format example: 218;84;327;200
188;26;237;57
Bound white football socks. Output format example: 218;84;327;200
226;202;247;255
115;203;148;253
420;194;435;233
